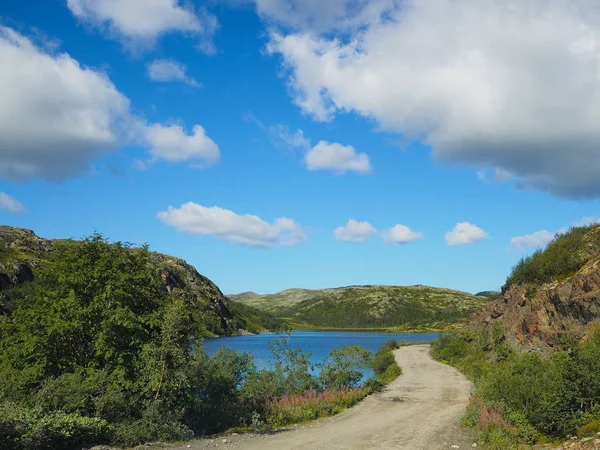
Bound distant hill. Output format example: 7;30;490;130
0;226;265;336
233;285;489;331
475;290;500;298
227;291;259;300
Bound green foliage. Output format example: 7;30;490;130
317;345;373;391
432;328;600;446
0;403;111;450
0;234;413;446
267;334;317;396
371;339;402;384
506;226;600;286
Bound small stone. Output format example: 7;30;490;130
451;446;460;449
232;433;239;436
222;439;229;443
472;444;478;448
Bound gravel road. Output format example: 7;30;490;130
171;344;475;450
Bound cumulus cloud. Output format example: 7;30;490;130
510;230;555;252
267;0;600;198
147;59;201;87
157;202;307;248
446;222;489;246
383;224;423;244
333;219;378;243
305;141;371;174
66;0;217;51
0;26;129;180
143;124;220;166
0;192;24;214
0;26;219;180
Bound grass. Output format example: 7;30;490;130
266;388;369;427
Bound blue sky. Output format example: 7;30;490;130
1;0;600;295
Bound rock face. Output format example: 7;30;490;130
466;234;600;349
0;226;238;335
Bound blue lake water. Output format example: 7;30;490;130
202;331;439;380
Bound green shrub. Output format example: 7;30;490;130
0;404;111;450
363;377;384;393
506;226;599;286
371;339;402;384
317;345;373;391
578;419;600;438
432;329;600;445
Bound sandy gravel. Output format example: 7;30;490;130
170;344;475;450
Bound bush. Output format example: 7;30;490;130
432;329;600;445
371;339;402;384
0;404;111;450
317;345;372;391
506;226;599;286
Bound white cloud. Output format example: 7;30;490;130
0;26;219;180
572;216;600;227
147;59;201;87
157;202;307;248
305;141;371;174
143;124;220;166
0;26;129;180
510;230;555;252
67;0;217;51
270;124;311;150
254;0;395;33
267;0;600;198
334;219;378;243
0;192;24;214
383;224;423;244
446;222;489;246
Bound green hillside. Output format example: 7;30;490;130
0;226;263;337
232;285;488;331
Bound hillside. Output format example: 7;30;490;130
232;285;488;331
0;226;267;336
431;225;600;448
465;224;600;348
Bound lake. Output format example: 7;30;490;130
202;331;440;380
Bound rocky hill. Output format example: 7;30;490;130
232;284;488;331
0;226;266;336
465;225;600;349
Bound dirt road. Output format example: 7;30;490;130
174;345;474;450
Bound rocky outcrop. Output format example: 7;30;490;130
466;250;600;349
0;226;239;335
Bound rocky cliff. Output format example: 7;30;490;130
466;226;600;349
0;226;250;336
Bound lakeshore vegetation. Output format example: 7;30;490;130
0;234;403;449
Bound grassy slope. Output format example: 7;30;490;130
233;285;488;331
